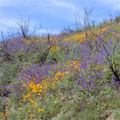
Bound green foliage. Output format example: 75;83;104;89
115;16;120;22
0;62;20;85
0;97;4;113
76;29;83;33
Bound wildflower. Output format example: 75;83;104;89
62;97;65;101
38;108;44;112
103;104;107;108
69;96;72;100
5;110;9;115
65;71;69;74
88;67;90;70
30;114;34;117
34;102;37;107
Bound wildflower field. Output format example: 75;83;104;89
0;20;120;120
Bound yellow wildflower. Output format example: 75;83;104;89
38;108;44;112
103;104;107;108
30;114;34;117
